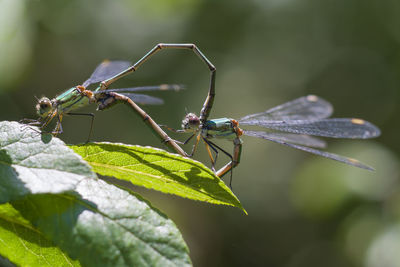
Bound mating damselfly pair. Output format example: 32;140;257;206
24;43;380;187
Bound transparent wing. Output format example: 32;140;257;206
240;95;333;122
82;60;131;87
99;84;185;93
120;93;164;105
241;118;380;139
94;84;186;105
244;130;374;170
243;130;326;148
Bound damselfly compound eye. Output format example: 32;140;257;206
36;97;52;117
182;113;200;131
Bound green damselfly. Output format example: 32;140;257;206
24;43;215;155
24;60;182;142
164;95;381;187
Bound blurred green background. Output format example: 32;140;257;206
1;0;399;266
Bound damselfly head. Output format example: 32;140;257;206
182;113;200;131
36;97;53;118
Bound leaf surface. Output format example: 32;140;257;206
0;203;81;267
0;122;192;266
71;142;245;212
11;178;192;267
0;121;94;203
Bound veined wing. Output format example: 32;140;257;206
244;130;326;148
94;84;186;105
245;130;374;170
83;60;131;87
241;118;380;139
118;93;164;105
240;95;333;122
100;84;185;93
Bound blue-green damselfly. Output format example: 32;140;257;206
165;95;381;187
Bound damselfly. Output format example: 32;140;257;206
25;43;215;155
24;60;182;142
165;95;380;187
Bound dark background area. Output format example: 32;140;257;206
1;0;399;266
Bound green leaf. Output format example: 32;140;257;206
11;178;192;267
0;203;81;267
0;121;95;204
70;142;245;212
